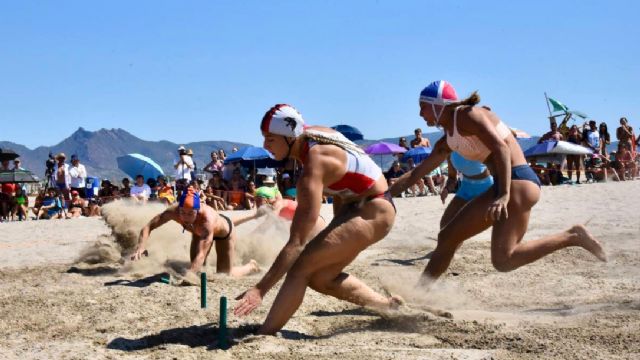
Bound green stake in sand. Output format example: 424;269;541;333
200;272;207;308
219;296;228;349
160;275;170;284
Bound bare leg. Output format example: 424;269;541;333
215;233;260;277
258;198;396;335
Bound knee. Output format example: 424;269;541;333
491;256;516;272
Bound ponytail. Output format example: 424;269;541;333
447;91;481;108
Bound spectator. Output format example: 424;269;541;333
38;187;64;220
12;186;28;221
614;144;637;180
174;145;194;183
54;153;71;200
156;176;175;205
121;178;131;198
529;159;551;186
218;149;227;162
583;120;600;154
86;198;102;217
410;128;431;148
616;117;634;151
68;190;85;218
204;178;226;211
203;150;224;175
31;190;45;219
130;174;151;203
13;158;26;170
599;122;611;158
245;180;257;209
538;121;564;143
146;177;158;200
405;157;426;195
566;125;583;183
98;179;114;203
0;160;14;221
69;154;87;198
398;137;410;150
226;168;248;210
223;160;243;182
384;161;407;196
187;149;197;180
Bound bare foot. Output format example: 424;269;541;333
571;225;607;262
248;259;261;274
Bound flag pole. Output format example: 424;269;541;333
544;92;553;117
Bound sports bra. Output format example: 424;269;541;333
302;141;382;198
446;106;512;162
450;151;487;177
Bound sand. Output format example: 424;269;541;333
0;181;638;359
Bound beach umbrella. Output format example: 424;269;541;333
331;125;364;141
223;146;283;168
364;142;407;155
0;170;39;184
402;147;432;163
116;153;165;180
0;148;20;162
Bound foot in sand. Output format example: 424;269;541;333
570;224;607;262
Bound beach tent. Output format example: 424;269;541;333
116;153;165;180
331;125;364;141
0;169;39;184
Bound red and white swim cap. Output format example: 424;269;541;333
260;104;305;137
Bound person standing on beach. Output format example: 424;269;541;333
538;121;564;143
131;186;259;277
390;80;606;288
234;104;400;335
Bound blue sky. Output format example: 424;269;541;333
1;1;638;149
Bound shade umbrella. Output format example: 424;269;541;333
223;146;283;168
402;147;432;163
364;142;407;168
0;170;39;184
364;142;407;155
331;125;364;141
116;153;165;180
0;148;20;162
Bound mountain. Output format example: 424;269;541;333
0;127;251;181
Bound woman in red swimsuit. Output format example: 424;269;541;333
234;104;400;335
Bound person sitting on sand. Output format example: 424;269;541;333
156;176;175;205
68;190;85;218
234;104;400;335
130;186;259;278
130;175;151;204
390;80;606;289
38;188;65;220
12;186;29;221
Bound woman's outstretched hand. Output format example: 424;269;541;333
234;287;263;316
486;196;509;222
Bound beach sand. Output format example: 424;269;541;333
0;181;638;359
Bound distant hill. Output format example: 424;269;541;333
0;127;251;181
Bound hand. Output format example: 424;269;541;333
486;195;509;222
234;287;263;317
440;186;449;204
130;247;149;261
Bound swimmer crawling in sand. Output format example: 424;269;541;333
131;186;259;278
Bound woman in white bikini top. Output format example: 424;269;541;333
390;80;606;289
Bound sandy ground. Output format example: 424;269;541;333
0;181;638;359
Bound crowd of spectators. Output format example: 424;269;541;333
1;117;638;222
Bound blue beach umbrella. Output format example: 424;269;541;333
402;147;432;163
224;146;283;168
331;125;364;141
117;153;165;180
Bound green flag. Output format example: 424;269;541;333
548;97;568;112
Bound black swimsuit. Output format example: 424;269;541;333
213;214;233;241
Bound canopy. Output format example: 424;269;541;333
223;146;283;168
0;148;20;162
364;142;407;155
331;125;364;141
402;147;432;163
0;170;39;184
524;140;592;158
116;153;165;180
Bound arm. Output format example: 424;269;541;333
465;108;511;220
131;210;173;260
440;156;458;204
389;136;450;197
235;150;325;316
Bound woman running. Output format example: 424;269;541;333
390;80;606;287
234;104;400;335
